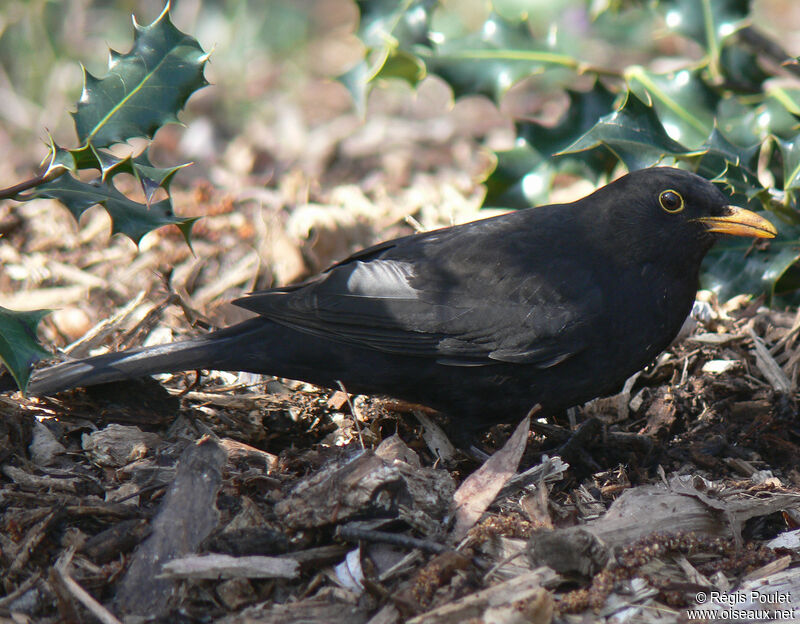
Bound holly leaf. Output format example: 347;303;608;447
777;135;800;193
625;66;716;148
692;126;760;203
719;43;770;92
0;307;51;392
484;141;550;208
341;1;433;112
702;219;800;303
339;49;427;115
123;150;189;205
338;60;371;116
356;0;434;50
72;3;209;149
25;174;196;245
19;4;206;247
485;83;617;207
518;83;617;157
560;91;690;170
426;12;578;102
657;0;750;49
765;85;800;137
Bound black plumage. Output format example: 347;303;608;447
27;167;776;431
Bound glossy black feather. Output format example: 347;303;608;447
26;167;758;431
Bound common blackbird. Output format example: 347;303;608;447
27;167;776;432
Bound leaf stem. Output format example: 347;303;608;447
701;0;722;83
0;168;65;200
418;48;622;78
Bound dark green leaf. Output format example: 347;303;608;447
0;307;50;392
691;126;760;204
377;48;427;84
625;66;716;148
26;174;196;245
338;60;370;116
71;4;209;148
485;83;618;207
356;0;435;50
657;0;750;48
702;218;800;302
719;43;769;92
518;83;617;156
484;142;549;208
425;12;580;101
42;142;190;215
715;97;763;147
124;150;189;205
763;88;800;139
47;142;131;180
777;135;800;193
560;91;689;170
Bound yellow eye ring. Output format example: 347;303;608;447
659;189;684;213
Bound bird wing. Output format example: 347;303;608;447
236;219;602;368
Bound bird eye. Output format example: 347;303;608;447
659;189;684;213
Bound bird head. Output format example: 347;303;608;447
596;167;776;265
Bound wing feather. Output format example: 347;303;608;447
236;213;600;367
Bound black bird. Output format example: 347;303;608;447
27;167;776;432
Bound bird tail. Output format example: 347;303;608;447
26;319;267;397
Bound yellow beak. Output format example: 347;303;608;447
694;205;777;239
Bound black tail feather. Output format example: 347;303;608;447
27;319;268;397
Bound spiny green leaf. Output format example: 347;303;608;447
560;91;690;170
26;174;196;245
356;0;434;50
691;126;760;204
0;307;51;392
47;142;123;179
762;93;800;139
715;97;764;146
124;151;190;205
43;143;190;209
426;13;579;101
703;218;800;303
484;141;549;208
338;60;370;117
485;83;617;207
657;0;750;82
625;66;716;148
657;0;750;51
777;135;800;193
518;83;617;157
719;43;769;92
20;4;206;248
72;3;209;148
701;126;759;171
765;84;800;133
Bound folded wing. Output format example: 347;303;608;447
236;218;601;368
